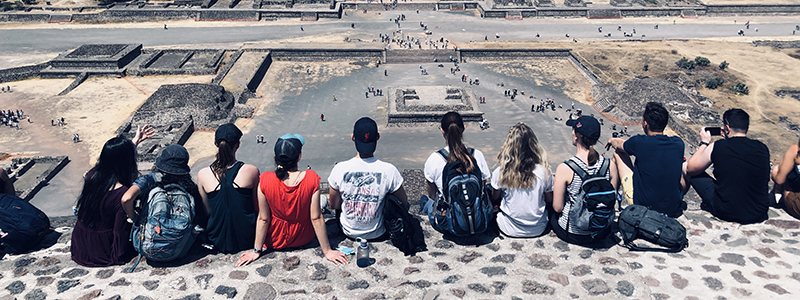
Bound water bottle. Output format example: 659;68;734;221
356;237;370;268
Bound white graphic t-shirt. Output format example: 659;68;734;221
328;156;404;239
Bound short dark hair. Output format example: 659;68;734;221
722;108;749;133
642;102;669;132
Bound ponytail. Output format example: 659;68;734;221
211;140;236;181
441;111;475;173
274;159;298;181
576;131;599;166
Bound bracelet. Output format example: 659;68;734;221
699;142;709;147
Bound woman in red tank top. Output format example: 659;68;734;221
236;134;347;266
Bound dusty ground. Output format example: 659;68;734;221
0;75;214;167
479;59;592;103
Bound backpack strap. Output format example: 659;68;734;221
597;158;611;178
564;159;588;180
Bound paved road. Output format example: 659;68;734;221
1;11;799;59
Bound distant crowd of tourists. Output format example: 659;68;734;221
4;103;796;268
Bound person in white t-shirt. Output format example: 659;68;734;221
490;123;553;238
328;117;408;241
421;112;491;220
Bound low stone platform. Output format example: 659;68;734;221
1;200;799;299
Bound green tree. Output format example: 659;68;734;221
695;56;711;67
719;61;729;70
677;57;696;70
706;77;724;89
730;82;749;95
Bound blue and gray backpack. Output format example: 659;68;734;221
430;148;492;237
564;158;615;239
130;180;196;270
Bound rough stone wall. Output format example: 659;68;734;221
753;40;800;48
460;49;572;61
269;49;383;62
706;4;800;15
10;156;70;201
197;10;259;21
212;50;244;85
0;63;48;83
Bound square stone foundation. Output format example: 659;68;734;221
387;86;483;124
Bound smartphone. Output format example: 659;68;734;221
705;127;722;136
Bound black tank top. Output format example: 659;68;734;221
205;162;257;253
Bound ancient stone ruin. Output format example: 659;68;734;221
116;83;253;161
388;86;482;124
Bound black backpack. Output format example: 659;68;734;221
0;193;52;254
431;148;492;237
618;204;688;252
564;158;615;239
383;194;427;256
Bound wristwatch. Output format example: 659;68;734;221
253;247;264;254
699;141;709;147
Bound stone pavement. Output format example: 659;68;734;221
2;200;799;300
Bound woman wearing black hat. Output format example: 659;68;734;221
197;123;261;253
71;125;154;267
235;134;347;266
551;116;619;245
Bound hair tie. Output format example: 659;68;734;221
276;165;284;170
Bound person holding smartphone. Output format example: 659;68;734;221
605;102;688;217
686;109;771;224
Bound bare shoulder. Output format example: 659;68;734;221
240;163;260;177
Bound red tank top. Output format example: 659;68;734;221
259;170;320;250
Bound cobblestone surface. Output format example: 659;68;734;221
1;205;800;299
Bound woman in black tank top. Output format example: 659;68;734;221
197;124;261;253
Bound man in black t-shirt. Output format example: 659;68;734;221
606;102;687;217
686;109;771;224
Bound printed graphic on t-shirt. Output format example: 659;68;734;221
341;171;383;224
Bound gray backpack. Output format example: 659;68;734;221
130;182;196;270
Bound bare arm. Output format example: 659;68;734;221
236;183;270;267
552;163;573;213
121;185;141;220
196;168;212;214
608;154;620;190
774;144;799;185
686;128;714;176
309;188;347;265
605;137;627;153
426;180;438;200
329;187;342;210
391;185;409;207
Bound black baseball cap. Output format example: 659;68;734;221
155;144;191;176
275;133;305;164
353;117;379;154
566;116;601;139
215;123;242;145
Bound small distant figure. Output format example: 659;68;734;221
565;33;569;38
300;26;304;31
351;23;355;29
654;24;659;29
333;95;337;102
51;119;55;126
164;24;167;30
535;33;540;38
320;114;325;122
307;165;311;170
384;69;388;76
1;87;4;92
495;33;499;39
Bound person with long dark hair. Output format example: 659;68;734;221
490;123;553;238
552;116;618;245
197;123;260;253
420;111;491;223
71;125;154;267
236;134;347;266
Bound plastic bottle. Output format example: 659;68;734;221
356;237;370;267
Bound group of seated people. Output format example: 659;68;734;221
67;104;800;268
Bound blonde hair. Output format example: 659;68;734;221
496;123;550;189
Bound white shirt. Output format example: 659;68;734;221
491;165;553;237
328;157;404;239
424;146;491;200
